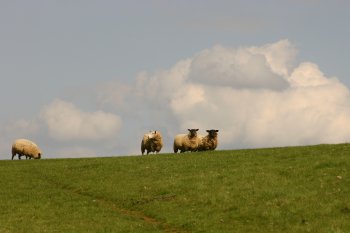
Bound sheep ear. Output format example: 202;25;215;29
206;130;210;132
215;130;219;132
196;129;199;131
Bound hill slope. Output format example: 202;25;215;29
1;144;350;232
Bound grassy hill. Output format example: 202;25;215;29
1;144;350;233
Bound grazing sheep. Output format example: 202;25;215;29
198;129;219;151
141;131;163;155
11;139;42;160
173;129;200;153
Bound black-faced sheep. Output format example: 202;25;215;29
198;129;219;151
173;129;200;153
141;131;163;155
11;139;42;160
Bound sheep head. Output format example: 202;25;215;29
187;129;199;138
206;129;219;138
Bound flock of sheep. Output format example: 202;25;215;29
10;129;219;160
141;129;219;155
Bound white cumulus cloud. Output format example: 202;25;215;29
188;43;289;90
129;39;350;149
40;99;122;141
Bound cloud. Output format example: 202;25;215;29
288;62;335;87
0;99;123;159
40;99;122;141
189;44;289;90
3;119;39;137
131;39;350;149
3;39;350;159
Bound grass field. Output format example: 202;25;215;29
1;144;350;233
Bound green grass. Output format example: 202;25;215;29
1;144;350;232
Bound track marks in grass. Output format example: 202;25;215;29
43;176;187;233
130;194;177;206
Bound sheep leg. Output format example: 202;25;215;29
11;152;16;160
173;145;178;153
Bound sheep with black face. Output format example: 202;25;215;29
198;129;219;151
173;129;200;153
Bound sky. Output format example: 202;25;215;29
1;0;350;159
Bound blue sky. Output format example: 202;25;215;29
1;1;350;159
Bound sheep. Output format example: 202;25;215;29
198;129;219;151
141;131;163;155
11;139;42;160
173;129;200;153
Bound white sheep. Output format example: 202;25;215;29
11;139;42;160
198;129;219;151
141;131;163;155
173;129;200;153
